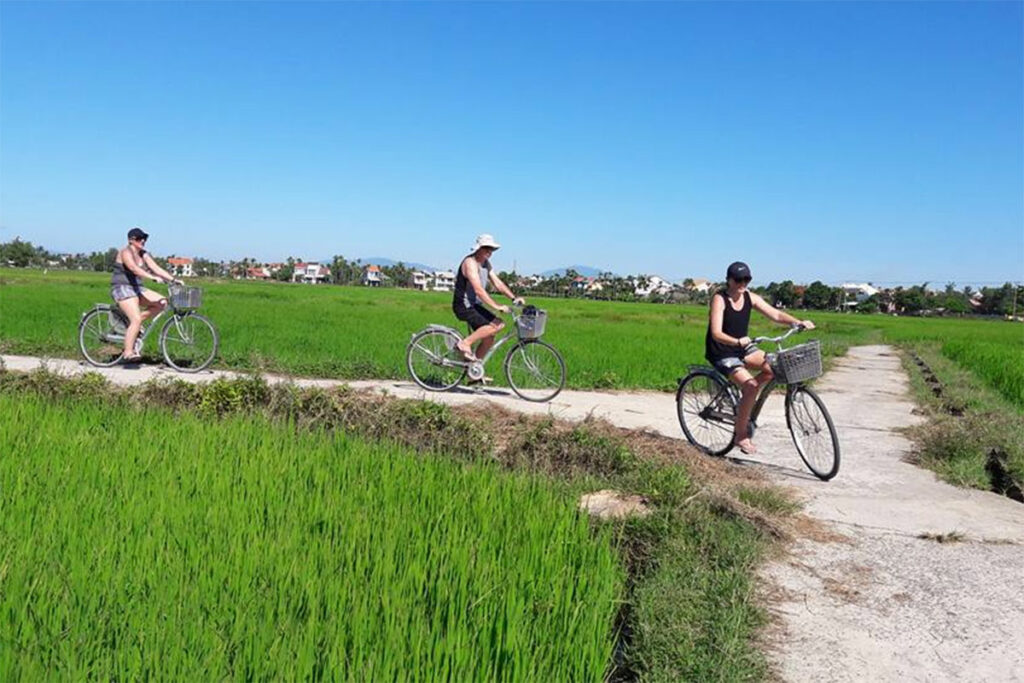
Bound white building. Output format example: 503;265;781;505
432;270;455;292
840;283;880;303
634;275;675;298
167;257;194;278
411;271;431;291
362;264;384;287
292;263;331;284
685;277;712;293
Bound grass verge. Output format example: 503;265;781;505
0;368;800;680
899;343;1023;502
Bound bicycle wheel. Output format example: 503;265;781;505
406;328;467;391
78;308;124;367
504;340;566;402
786;386;840;481
676;371;737;456
160;313;219;372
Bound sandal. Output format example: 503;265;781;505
733;438;757;455
454;344;477;362
122;353;143;364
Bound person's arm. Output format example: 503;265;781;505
709;294;751;348
464;260;507;312
488;270;524;304
141;252;178;283
750;292;815;329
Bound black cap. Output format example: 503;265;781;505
726;261;752;281
127;227;149;241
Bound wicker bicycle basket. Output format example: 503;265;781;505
516;308;547;339
774;339;822;384
169;285;202;310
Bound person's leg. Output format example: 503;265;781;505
472;320;505;360
117;296;143;358
138;288;167;323
456;322;499;359
743;349;774;388
730;367;759;453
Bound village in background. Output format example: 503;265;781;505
1;237;1021;318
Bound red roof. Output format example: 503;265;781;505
366;264;381;272
167;257;193;265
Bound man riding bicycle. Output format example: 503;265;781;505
705;261;815;455
452;234;524;365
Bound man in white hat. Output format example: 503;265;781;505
451;233;524;364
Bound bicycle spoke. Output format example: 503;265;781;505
407;331;465;391
788;388;839;480
505;341;565;402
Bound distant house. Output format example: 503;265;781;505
247;267;271;280
840;283;880;303
293;263;331;284
362;264;384;287
634;275;674;298
410;271;431;291
686;277;712;293
432;270;455;292
167;257;194;278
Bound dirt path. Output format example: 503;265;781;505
4;347;1023;681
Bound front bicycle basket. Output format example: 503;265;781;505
169;284;202;310
516;308;547;339
774;340;822;384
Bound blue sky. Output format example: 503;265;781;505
1;1;1021;285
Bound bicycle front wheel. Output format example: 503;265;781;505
676;371;737;456
406;328;467;391
160;313;219;372
786;386;840;480
504;340;566;402
78;308;124;367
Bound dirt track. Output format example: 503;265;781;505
4;346;1023;681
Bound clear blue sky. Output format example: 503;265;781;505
1;1;1021;285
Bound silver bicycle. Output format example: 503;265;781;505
78;284;219;372
406;304;566;402
675;325;840;480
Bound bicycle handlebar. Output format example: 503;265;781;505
752;324;804;345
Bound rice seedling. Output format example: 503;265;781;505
0;394;623;680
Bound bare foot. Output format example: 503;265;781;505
734;437;757;455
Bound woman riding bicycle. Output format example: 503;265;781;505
110;227;180;362
452;234;524;364
705;261;815;455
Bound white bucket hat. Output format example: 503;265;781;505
469;233;501;254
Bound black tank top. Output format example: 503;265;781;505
452;257;490;311
705;290;751;362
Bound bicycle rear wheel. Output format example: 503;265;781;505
786;386;840;480
504;339;566;402
160;313;219;372
406;328;467;391
78;308;124;367
676;371;737;456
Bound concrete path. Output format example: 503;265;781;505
4;347;1023;681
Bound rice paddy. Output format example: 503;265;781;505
0;392;623;680
2;268;1021;403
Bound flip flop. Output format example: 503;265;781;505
454;345;477;362
733;438;757;455
122;354;143;364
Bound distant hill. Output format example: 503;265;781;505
353;257;439;272
539;265;610;278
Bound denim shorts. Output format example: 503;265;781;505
711;345;760;376
111;284;143;301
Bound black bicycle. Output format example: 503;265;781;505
675;325;840;481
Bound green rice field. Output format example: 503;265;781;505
1;268;1021;405
0;393;622;680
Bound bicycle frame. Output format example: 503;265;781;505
441;310;531;371
101;300;194;346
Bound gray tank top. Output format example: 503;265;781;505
454;257;490;309
110;251;149;287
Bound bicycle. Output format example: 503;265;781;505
405;304;566;402
675;325;840;480
77;283;219;373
